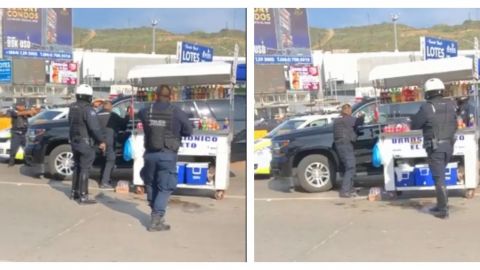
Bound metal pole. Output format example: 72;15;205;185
151;19;158;55
392;14;399;52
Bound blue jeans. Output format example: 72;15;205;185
335;141;356;194
141;151;178;217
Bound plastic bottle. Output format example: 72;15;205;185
223;117;230;130
469;114;475;128
457;117;464;129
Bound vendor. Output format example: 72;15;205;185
410;78;457;219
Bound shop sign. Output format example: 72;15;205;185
420;36;458;60
179;135;219;155
176;41;213;63
0;60;12;83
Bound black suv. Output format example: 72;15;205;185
270;98;425;192
24;95;246;180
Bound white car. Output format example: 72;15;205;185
254;113;339;175
0;108;69;160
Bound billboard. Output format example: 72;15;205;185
254;8;312;65
254;65;287;94
420;36;458;60
176;41;213;63
49;61;78;85
0;60;12;83
12;58;46;85
288;65;320;91
2;8;72;60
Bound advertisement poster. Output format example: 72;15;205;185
176;41;214;63
0;60;12;83
254;8;312;64
420;36;458;60
49;61;78;85
288;65;320;91
2;8;72;60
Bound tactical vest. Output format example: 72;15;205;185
144;103;181;152
11;114;28;132
426;100;457;141
69;101;89;141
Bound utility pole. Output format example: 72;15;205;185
392;14;399;52
151;19;158;54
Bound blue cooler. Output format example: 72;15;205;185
186;163;209;185
394;166;415;187
176;162;186;184
414;164;434;186
445;162;458;186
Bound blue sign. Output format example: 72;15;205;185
423;36;458;60
254;8;312;64
2;8;73;60
177;41;213;63
0;60;12;83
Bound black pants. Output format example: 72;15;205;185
335;141;356;194
100;140;116;185
71;142;96;196
9;131;26;163
428;147;453;212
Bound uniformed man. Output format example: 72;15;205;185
411;78;457;219
69;84;106;204
7;102;39;167
139;85;192;232
97;100;130;189
333;104;364;198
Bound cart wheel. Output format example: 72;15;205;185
215;190;225;200
465;189;475;199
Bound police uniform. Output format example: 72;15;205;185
333;113;364;197
7;106;29;166
69;99;105;203
138;101;192;231
411;94;457;218
97;111;129;187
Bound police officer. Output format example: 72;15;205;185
97;100;130;189
333;104;364;198
411;78;457;219
7;102;39;167
69;84;106;204
139;85;192;232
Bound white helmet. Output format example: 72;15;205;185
75;84;93;96
424;78;445;92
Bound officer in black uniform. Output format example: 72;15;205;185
97;100;130;189
139;85;192;232
7;102;39;167
411;78;457;219
69;84;106;204
333;104;364;198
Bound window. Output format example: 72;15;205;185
29;110;62;124
306;119;327;128
268;119;306;137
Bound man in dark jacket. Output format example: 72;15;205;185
7;102;39;167
333;104;364;198
97;100;130;189
411;78;457;219
139;85;193;232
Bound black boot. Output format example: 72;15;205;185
77;172;96;205
70;169;80;200
429;206;449;219
148;216;171;232
7;159;15;167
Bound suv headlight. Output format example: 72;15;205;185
272;140;290;156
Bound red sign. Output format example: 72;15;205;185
49;61;78;85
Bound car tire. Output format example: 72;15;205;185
47;145;74;181
297;154;334;193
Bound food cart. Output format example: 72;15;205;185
127;61;237;200
369;56;479;198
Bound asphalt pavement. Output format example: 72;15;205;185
0;161;245;262
255;176;480;262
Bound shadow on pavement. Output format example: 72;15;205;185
95;192;150;229
267;178;294;193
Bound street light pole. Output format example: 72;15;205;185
151;19;158;55
392;14;399;52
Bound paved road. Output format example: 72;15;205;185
0;161;245;262
255;176;480;262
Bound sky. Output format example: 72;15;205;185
73;8;246;33
307;8;480;29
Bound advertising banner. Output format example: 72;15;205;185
420;36;458;60
254;8;312;65
0;60;12;83
12;58;46;85
176;41;213;63
254;65;287;94
49;61;78;85
288;65;320;91
2;8;72;60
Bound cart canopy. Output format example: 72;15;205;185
127;62;232;87
369;56;475;88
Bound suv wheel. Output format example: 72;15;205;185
297;154;334;192
48;145;74;180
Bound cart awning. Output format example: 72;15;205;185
369;57;475;88
127;62;233;87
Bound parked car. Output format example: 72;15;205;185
0;108;69;160
24;95;246;180
255;113;339;176
270;98;426;192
